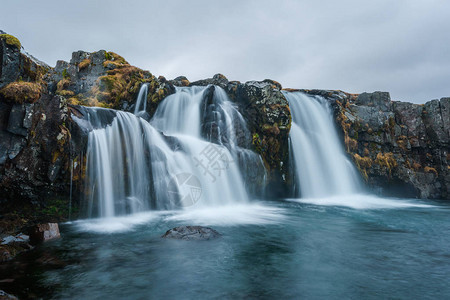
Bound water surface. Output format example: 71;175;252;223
3;197;450;299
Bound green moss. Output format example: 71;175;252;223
252;133;262;153
105;52;112;61
0;34;21;49
62;68;69;79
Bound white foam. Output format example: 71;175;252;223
164;203;286;226
287;194;434;209
73;212;160;233
73;203;286;233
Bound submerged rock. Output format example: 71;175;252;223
162;226;221;240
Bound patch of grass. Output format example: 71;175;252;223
78;58;91;71
0;81;41;104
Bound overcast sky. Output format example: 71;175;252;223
2;0;449;103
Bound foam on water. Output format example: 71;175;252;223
164;203;286;226
73;212;160;233
74;203;286;233
287;194;434;209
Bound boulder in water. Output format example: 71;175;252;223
29;223;61;245
162;226;221;241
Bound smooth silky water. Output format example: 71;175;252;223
3;88;448;299
3;198;449;299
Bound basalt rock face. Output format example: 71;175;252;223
228;80;292;197
46;50;174;115
302;90;449;199
0;34;80;231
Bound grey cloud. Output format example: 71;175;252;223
1;0;449;103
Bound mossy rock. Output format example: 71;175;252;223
0;81;41;104
78;58;91;71
0;33;21;49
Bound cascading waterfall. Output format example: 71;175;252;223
133;83;148;114
150;86;256;206
84;110;153;217
80;84;262;218
283;92;361;198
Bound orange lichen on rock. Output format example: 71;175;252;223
375;152;397;176
353;153;373;180
424;166;438;176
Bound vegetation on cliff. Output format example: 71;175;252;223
0;34;21;49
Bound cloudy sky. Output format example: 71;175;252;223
2;0;449;103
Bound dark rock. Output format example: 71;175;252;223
330;91;449;200
190;73;229;89
0;233;33;262
355;91;391;111
29;223;60;245
226;80;292;197
0;34;21;89
6;104;28;136
170;75;190;87
0;290;18;299
162;226;221;240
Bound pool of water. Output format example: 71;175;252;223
2;195;450;299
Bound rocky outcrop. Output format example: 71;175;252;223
227;80;292;196
46;50;174;114
162;226;221;240
0;34;79;234
302;90;449;199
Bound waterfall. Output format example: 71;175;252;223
84;110;153;217
283;92;361;198
151;85;257;206
133;83;148;114
80;84;262;218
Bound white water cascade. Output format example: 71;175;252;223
84;110;153;217
284;92;361;198
151;86;256;206
133;83;148;114
82;84;262;218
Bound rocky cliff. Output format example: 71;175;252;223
0;32;448;233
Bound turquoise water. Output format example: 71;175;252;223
3;196;450;299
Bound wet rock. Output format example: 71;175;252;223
0;290;18;300
0;233;33;262
29;223;60;245
162;226;221;240
226;80;292;197
1;234;29;245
